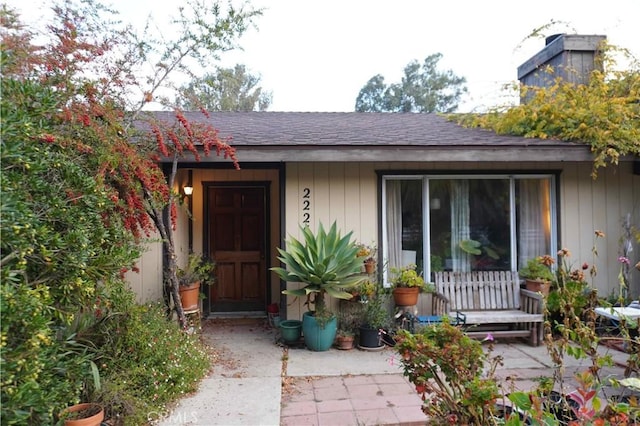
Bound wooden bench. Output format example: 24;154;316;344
433;271;544;346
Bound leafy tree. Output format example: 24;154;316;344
177;64;272;111
452;42;640;177
355;53;468;113
1;0;259;422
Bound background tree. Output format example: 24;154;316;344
355;53;468;113
177;64;272;111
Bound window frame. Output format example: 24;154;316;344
381;173;558;286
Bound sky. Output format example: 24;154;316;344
5;0;639;113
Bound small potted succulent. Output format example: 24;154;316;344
389;263;434;306
519;255;555;296
356;242;377;274
176;252;216;311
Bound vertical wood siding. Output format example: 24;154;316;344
124;232;163;303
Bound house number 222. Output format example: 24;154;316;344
302;187;310;225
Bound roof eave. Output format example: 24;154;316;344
162;145;595;163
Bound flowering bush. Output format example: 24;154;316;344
395;322;502;424
1;1;256;422
513;231;640;424
95;302;209;423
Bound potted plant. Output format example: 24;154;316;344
335;329;355;350
279;319;303;344
347;278;377;302
389;263;434;306
59;403;104;426
519;255;555;296
271;221;366;351
336;306;362;350
356;242;377;274
359;295;391;349
176;252;216;311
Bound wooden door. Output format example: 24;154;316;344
207;186;266;312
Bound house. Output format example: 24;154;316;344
127;34;639;320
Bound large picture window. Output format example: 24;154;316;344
382;175;555;284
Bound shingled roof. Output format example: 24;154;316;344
149;111;592;163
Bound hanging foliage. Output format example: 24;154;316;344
452;41;639;178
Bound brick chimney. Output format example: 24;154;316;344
517;34;606;103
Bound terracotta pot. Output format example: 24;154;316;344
60;403;104;426
335;335;355;350
525;279;550;296
348;292;361;302
392;287;420;306
364;261;376;275
179;281;201;311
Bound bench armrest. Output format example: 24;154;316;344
519;288;544;315
432;292;450;316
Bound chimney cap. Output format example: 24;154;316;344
545;34;564;45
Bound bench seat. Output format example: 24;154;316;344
457;310;544;325
433;271;544;346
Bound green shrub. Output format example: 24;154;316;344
95;303;210;424
0;70;143;424
0;281;91;425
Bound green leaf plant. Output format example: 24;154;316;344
271;222;366;322
395;321;503;424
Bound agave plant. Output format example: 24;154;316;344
271;221;366;316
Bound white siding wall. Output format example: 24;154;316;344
559;162;640;298
124;233;163;303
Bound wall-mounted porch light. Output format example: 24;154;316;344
183;186;193;196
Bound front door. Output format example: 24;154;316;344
206;185;267;313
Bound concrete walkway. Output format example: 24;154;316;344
158;318;634;426
158;319;283;426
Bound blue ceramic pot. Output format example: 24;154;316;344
302;311;337;351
